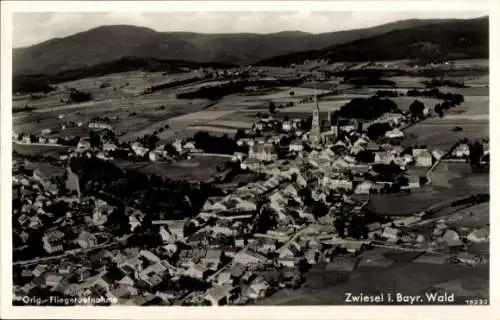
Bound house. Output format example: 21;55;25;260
41;128;52;135
246;281;270;300
441;230;460;245
42;230;65;254
184;263;207;279
233;250;267;266
289;139;304;152
32;264;48;277
456;252;478;265
431;149;445;161
204;285;236;306
159;226;174;243
278;256;296;268
89;121;113;130
393;216;421;227
45;274;64;288
282;121;293;132
76;138;91;153
76;231;98;249
235;238;245;248
230;263;247;279
374;151;394;164
248;143;277;162
341;241;364;253
103;142;118;152
203;250;223;267
217;271;233;285
305;249;318;264
453;143;470;158
385;128;405;139
354;181;375;194
257;238;277;253
381;227;399;242
407;175;421;189
414;149;433;168
467;228;489;243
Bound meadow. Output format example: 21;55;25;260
260;262;488;305
13;143;71;157
114;155;228;181
403;121;488;151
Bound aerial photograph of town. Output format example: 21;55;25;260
10;10;489;307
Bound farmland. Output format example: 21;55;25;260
260;261;488;305
114;155;229;182
13;142;71;157
430;162;489;194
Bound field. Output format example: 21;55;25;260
430;162;489;194
391;96;443;111
260;261;488;305
363;186;460;216
114;155;229;181
403;121;488;151
443;201;489;229
253;87;330;101
12;143;71;157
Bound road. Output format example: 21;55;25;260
13;235;131;267
188;152;234;159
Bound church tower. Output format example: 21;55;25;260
310;88;321;145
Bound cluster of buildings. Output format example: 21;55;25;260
12;88;488;306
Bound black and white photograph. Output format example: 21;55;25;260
0;0;497;318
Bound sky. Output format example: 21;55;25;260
13;11;488;48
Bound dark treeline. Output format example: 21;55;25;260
375;90;400;97
69;155;224;221
332;97;402;121
13;56;236;93
177;79;303;100
148;76;204;93
407;88;464;104
69;88;93;103
193;131;237;155
423;78;468;88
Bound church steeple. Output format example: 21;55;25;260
310;88;321;145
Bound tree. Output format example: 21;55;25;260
312;202;329;219
253;206;278;234
355;150;375;163
269;101;276;114
367;122;392;140
289;90;295;96
409;100;425;118
469;141;484;168
89;130;102;148
235;129;246;141
434;104;444;118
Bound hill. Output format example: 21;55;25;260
13;18;460;75
257;17;489;66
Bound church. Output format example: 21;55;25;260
309;90;338;146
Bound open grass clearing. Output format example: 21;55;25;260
260;262;488;305
206;120;253;129
430;162;489;193
254;87;330;100
391;96;443;111
443;201;489;229
114;155;228;181
13;143;71;157
403;121;488;151
186;126;238;135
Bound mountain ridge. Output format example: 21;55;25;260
13;17;486;75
